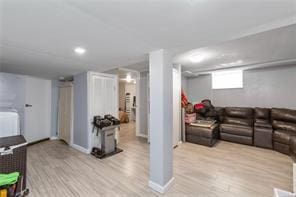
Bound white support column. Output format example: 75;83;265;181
148;49;174;193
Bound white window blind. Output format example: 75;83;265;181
212;70;243;89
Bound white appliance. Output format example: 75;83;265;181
0;109;20;137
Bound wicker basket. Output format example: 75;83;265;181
0;135;28;195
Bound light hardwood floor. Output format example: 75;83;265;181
27;123;292;196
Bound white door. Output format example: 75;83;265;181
58;84;73;144
24;77;51;143
173;68;181;147
89;73;118;149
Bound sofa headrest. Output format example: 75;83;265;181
224;117;253;126
272;120;296;132
271;108;296;123
254;108;270;119
224;107;253;119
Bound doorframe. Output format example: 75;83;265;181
117;68;141;137
87;71;119;153
57;82;74;146
172;65;182;146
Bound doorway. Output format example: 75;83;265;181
118;69;138;139
105;68;150;141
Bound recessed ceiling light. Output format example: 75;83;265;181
126;75;132;83
74;47;86;54
189;54;205;63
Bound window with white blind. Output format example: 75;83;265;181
212;70;243;89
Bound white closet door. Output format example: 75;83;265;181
92;75;117;117
90;73;118;149
92;75;105;117
104;78;117;117
58;85;73;144
24;77;51;143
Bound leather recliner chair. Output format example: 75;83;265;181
219;107;254;145
272;108;296;155
253;108;273;149
185;106;221;147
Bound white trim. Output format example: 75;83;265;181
71;143;90;154
135;71;141;137
137;133;148;138
70;85;74;146
148;177;175;194
50;136;58;140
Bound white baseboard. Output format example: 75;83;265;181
137;133;148;138
148;177;175;194
71;143;90;154
50;136;58;140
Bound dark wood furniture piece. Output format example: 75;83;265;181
0;135;28;195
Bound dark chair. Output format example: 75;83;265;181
186;124;219;147
219;107;254;145
272;108;296;155
185;107;221;147
253;108;273;149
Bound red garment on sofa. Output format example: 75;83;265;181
181;90;188;108
194;103;205;110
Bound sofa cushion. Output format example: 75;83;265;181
224;117;253;126
224;107;253;119
273;130;296;145
220;124;253;137
290;136;296;161
220;133;253;145
272;120;296;132
254;119;272;128
254;108;270;119
271;108;296;123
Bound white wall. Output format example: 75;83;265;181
181;75;188;93
187;74;212;103
118;82;125;110
73;72;89;149
51;80;59;137
139;71;148;136
187;65;296;109
125;83;136;105
0;72;58;137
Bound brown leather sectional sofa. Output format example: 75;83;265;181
186;107;296;156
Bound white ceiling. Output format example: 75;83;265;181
0;0;296;79
105;68;138;80
176;24;296;75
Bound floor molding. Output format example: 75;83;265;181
71;143;90;154
137;133;148;138
50;136;58;140
148;177;175;194
27;138;50;146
